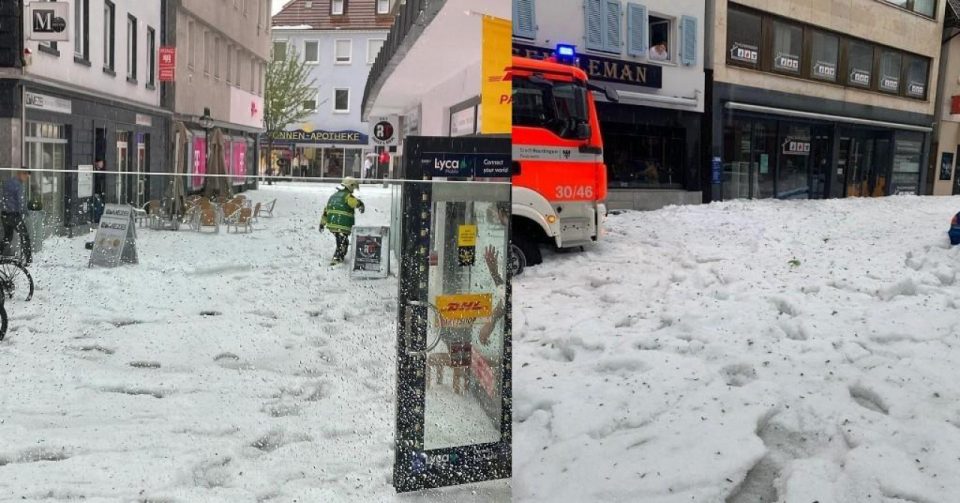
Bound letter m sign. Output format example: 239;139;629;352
28;2;69;42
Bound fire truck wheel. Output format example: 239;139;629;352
509;242;526;277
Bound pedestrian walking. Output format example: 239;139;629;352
1;170;32;265
319;177;365;265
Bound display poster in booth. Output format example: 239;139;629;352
89;205;138;267
351;226;390;279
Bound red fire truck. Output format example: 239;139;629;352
509;46;618;275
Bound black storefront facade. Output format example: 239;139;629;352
8;81;169;237
513;43;704;210
710;85;930;203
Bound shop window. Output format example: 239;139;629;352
892;133;923;194
845;40;873;89
585;0;622;54
648;15;672;62
810;30;838;82
323;149;346;179
334;88;350;113
335;40;352;64
304;41;319;64
777;125;812;199
904;55;929;99
726;5;761;68
879;49;902;94
513;0;537;39
771;20;802;75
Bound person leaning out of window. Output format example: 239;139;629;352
649;40;669;62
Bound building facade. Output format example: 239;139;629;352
0;0;168;236
512;0;707;210
269;0;393;180
708;0;943;202
162;0;270;197
931;1;960;196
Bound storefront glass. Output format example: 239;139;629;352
891;133;923;195
777;124;811;199
322;148;345;179
605;123;685;188
25;122;67;237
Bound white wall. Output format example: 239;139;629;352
516;0;706;113
26;0;161;107
418;62;481;136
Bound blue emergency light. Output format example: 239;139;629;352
555;44;577;63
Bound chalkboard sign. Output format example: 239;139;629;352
89;204;138;267
350;226;389;279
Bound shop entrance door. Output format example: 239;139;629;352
393;136;511;493
839;130;893;197
134;135;146;207
116;132;129;204
809;125;834;199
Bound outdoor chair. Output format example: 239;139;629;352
133;201;151;228
226;207;253;233
261;198;277;218
194;205;220;234
221;202;241;224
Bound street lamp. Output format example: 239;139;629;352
199;107;213;193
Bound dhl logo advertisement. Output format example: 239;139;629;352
436;293;493;320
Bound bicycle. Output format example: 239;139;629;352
0;285;8;342
0;236;34;302
0;258;33;302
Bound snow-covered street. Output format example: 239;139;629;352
0;183;508;502
514;196;960;503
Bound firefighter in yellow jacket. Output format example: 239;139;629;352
319;177;365;265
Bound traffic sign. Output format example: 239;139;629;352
370;116;398;146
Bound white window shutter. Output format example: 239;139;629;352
626;3;648;57
585;0;604;51
681;15;697;66
604;0;622;53
513;0;537;39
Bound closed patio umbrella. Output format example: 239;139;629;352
204;128;232;199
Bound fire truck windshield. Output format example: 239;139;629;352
513;76;590;140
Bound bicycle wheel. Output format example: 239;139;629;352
0;259;33;302
0;297;7;341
